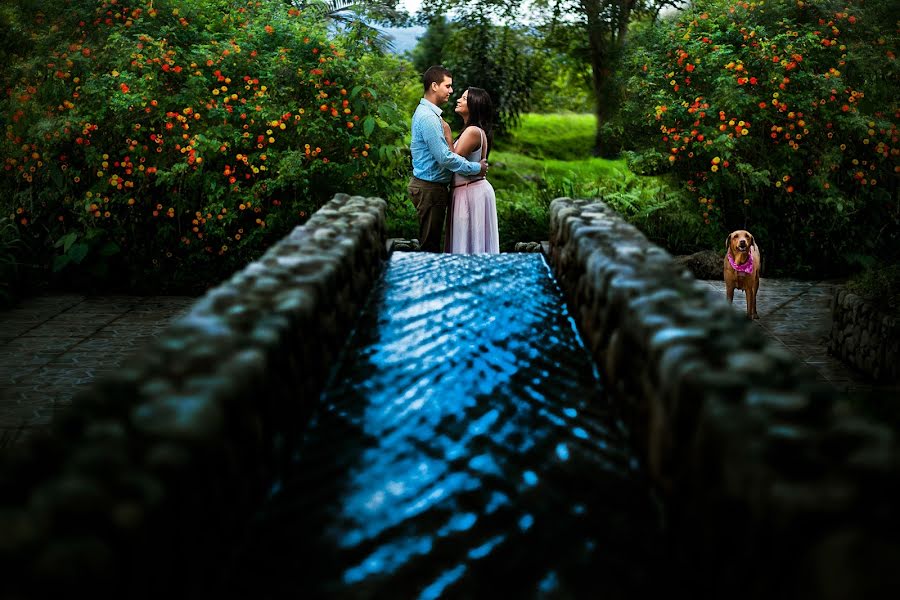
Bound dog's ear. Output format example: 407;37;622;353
725;233;732;253
749;234;755;247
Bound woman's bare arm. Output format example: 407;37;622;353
453;126;483;158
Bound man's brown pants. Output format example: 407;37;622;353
407;177;450;253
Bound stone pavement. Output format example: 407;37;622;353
0;294;195;444
0;278;895;445
698;277;888;396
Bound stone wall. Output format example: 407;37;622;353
547;198;900;599
0;194;387;599
829;288;900;382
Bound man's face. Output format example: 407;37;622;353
432;76;453;105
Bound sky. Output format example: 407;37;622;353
399;0;423;15
385;0;682;54
398;1;681;22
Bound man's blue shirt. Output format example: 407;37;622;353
410;98;481;183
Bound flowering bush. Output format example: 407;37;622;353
621;0;898;275
1;0;411;292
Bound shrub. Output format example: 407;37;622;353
0;217;23;307
846;263;900;314
621;0;898;276
1;0;411;293
490;126;716;255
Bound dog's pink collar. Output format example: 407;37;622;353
728;252;753;274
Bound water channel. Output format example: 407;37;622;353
226;253;670;598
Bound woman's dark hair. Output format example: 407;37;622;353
462;87;493;160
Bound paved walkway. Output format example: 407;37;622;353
0;278;895;445
698;278;890;396
0;294;195;443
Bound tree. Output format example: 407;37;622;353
415;4;540;134
409;15;453;73
422;0;685;155
443;18;538;134
619;0;899;274
290;0;408;53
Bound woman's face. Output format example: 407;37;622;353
454;90;469;121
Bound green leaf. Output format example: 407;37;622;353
99;241;120;256
68;242;89;264
351;85;363;98
50;166;63;189
363;116;375;137
54;232;78;251
52;254;71;273
84;228;104;242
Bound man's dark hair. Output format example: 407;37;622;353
423;65;452;93
461;87;494;160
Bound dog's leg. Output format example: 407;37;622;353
749;286;759;319
726;281;735;304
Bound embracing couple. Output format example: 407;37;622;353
408;65;499;254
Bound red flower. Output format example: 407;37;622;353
120;83;130;93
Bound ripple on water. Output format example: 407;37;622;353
230;253;666;598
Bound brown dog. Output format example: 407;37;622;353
724;230;761;319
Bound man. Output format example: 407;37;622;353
408;65;488;252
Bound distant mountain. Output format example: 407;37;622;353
378;25;426;56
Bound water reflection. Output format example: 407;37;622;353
228;253;666;598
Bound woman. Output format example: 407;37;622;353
444;87;500;254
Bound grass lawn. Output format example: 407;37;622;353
494;113;597;161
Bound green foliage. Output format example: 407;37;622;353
527;23;595;114
847;263;900;314
0;218;23;307
0;0;412;293
409;15;452;73
493;113;596;160
483;113;715;254
421;17;539;134
619;0;899;276
385;190;418;240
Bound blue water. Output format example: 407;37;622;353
228;253;666;598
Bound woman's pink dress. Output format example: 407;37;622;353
445;127;500;254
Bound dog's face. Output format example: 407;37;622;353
727;230;755;255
